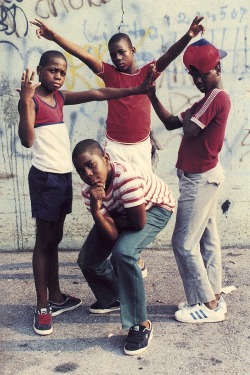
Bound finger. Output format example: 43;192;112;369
196;16;205;24
30;70;36;81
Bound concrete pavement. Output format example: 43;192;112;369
1;248;249;375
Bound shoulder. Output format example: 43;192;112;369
96;61;115;76
111;161;143;184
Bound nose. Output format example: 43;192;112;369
85;167;93;177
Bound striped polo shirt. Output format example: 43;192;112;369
81;161;175;216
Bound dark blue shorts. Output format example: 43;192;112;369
28;166;72;221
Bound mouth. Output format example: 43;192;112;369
52;82;62;88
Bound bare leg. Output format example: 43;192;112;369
33;216;65;310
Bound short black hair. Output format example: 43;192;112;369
108;33;133;49
39;50;67;67
72;139;104;161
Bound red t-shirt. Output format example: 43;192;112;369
97;61;160;144
176;89;231;173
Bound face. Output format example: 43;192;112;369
73;151;111;187
109;39;136;73
37;57;67;92
189;68;220;94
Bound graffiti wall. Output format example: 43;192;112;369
0;0;249;251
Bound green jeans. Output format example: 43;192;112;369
78;206;172;328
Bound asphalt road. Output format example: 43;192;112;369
1;248;249;375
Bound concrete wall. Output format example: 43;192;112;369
0;0;249;251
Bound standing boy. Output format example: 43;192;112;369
148;39;231;323
31;16;204;170
72;139;175;355
18;50;154;335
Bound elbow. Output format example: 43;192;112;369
21;139;32;148
132;221;146;231
164;121;173;131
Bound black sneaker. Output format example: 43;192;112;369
88;300;120;314
49;294;82;316
124;320;153;355
33;307;53;335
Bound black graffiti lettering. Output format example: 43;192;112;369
68;0;83;10
35;0;69;18
34;0;111;18
86;0;111;6
0;1;28;36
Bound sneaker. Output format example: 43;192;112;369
124;320;153;356
175;303;225;323
177;295;227;313
138;259;148;278
33;307;53;335
88;300;120;314
49;294;82;316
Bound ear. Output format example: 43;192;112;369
37;65;42;76
104;152;110;165
132;46;136;54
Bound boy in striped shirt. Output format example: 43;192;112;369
72;139;175;355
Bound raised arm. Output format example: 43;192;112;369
30;18;102;73
62;64;155;105
156;16;205;72
17;68;41;148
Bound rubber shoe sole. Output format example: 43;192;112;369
124;321;153;356
89;300;120;314
33;308;53;335
175;304;225;323
49;295;82;317
178;296;227;313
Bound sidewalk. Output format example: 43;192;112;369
1;248;249;375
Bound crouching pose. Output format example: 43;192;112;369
72;139;175;355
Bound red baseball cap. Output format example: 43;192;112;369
183;39;227;74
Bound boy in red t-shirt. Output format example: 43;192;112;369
30;16;204;170
148;39;231;323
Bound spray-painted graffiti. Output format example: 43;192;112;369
175;6;248;24
0;1;250;251
0;0;28;36
34;0;111;19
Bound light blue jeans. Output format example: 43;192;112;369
78;206;172;328
172;163;225;305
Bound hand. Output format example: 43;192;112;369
140;64;157;94
89;183;106;212
30;18;56;40
183;108;192;122
16;68;41;98
188;16;205;38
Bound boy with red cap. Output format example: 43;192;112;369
148;39;231;323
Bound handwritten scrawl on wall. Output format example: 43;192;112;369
0;0;249;250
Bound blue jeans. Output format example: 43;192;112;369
172;163;225;305
78;206;172;328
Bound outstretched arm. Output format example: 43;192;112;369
30;18;102;73
62;64;155;105
17;68;41;148
156;16;205;72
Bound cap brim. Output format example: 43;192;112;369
218;49;227;59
